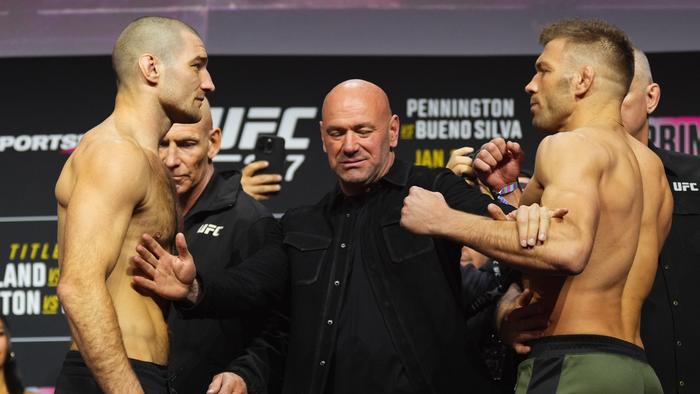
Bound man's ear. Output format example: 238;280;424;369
646;82;661;115
319;121;327;153
388;115;400;149
208;127;222;159
138;53;161;85
573;65;595;98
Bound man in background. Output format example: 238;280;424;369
624;48;700;394
159;99;286;394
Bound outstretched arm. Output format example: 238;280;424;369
402;136;601;275
57;144;148;394
133;217;287;316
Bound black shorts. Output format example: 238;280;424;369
55;351;169;394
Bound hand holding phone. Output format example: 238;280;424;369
254;136;286;176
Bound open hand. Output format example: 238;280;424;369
488;203;568;247
132;232;196;301
496;283;549;354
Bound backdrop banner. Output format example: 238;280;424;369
0;53;697;387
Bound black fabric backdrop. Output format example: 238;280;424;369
0;53;698;387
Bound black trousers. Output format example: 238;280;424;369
55;351;169;394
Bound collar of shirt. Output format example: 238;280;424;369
328;159;412;212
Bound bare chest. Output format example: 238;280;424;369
131;157;179;249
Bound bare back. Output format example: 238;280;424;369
621;136;673;346
56;117;177;365
522;127;659;341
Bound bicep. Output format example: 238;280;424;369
61;155;147;279
537;142;602;249
540;182;600;243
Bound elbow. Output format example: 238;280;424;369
57;278;82;308
551;245;589;276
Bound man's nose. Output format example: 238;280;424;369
525;76;537;94
161;144;180;168
342;131;358;153
201;68;215;93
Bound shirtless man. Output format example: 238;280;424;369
400;19;672;393
54;16;214;393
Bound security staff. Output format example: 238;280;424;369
159;99;286;394
623;48;700;394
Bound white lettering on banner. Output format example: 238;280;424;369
0;134;83;152
217;106;316;150
672;182;699;192
404;98;521;142
0;290;41;315
277;108;315;150
406;98;515;118
285;154;305;182
219;107;245;150
415;120;522;140
0;263;47;288
212;106;317;182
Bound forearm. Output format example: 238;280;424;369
436;208;586;275
180;244;288;318
59;280;143;394
182;218;288;318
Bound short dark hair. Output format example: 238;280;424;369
112;16;200;87
540;19;635;95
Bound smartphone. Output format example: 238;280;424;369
254;135;286;176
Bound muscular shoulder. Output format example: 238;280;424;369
76;136;148;169
538;131;607;158
535;132;607;183
71;137;151;201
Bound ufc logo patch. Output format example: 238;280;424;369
197;224;224;237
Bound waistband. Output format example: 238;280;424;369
63;350;168;378
530;335;647;364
